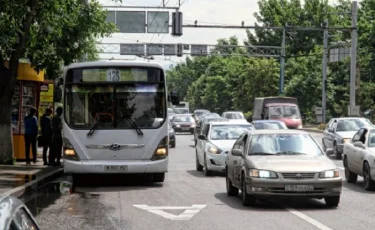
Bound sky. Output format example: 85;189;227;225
97;0;357;69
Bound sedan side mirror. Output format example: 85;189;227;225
325;148;334;155
197;135;206;140
231;149;243;156
328;128;334;133
354;141;365;148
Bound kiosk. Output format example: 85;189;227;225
11;62;45;161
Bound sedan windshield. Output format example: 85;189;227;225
248;134;323;156
336;119;372;132
172;116;194;122
225;113;245;119
368;130;375;148
173;108;189;114
210;125;253;140
254;122;287;130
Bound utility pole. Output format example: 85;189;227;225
322;19;328;123
349;1;358;108
279;27;286;95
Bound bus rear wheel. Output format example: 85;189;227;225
153;173;165;182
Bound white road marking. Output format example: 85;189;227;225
133;205;206;220
285;207;333;230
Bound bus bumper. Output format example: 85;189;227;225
63;158;168;174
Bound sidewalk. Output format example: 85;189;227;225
0;156;63;198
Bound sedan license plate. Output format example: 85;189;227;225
181;128;190;131
285;185;314;192
104;165;128;172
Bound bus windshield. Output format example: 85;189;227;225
64;67;166;129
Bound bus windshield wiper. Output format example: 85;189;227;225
87;117;102;136
125;117;143;135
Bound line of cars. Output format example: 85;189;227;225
321;117;375;191
193;109;343;207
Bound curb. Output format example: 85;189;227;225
303;128;323;133
3;168;64;198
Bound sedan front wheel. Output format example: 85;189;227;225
226;170;238;196
241;177;256;206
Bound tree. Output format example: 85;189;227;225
0;0;117;164
246;0;352;55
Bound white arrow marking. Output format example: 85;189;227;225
133;205;206;220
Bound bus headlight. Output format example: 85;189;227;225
63;138;80;161
151;136;169;161
63;147;80;161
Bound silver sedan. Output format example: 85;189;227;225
226;130;342;207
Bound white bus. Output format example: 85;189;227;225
61;61;179;182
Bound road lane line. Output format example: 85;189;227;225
285;207;333;230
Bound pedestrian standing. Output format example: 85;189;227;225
52;107;63;166
40;108;53;165
24;107;38;164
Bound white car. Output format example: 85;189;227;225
222;111;247;121
342;125;375;191
195;121;254;176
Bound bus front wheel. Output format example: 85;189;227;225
153;173;165;182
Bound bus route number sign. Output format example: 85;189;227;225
107;69;121;82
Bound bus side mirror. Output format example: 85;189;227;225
54;85;62;102
169;90;180;105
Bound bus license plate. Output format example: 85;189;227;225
285;185;314;192
104;165;128;172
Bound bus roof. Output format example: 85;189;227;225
66;60;164;69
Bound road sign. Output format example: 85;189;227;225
329;47;350;63
146;44;163;55
133;205;206;220
164;44;176;56
120;44;145;55
191;45;208;56
113;11;146;33
147;11;169;33
348;106;360;116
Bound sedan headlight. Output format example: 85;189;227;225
343;138;350;143
249;169;278;179
175;125;180;128
319;169;340;178
207;143;222;154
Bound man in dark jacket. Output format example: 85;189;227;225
24;107;38;164
41;108;53;165
52;107;63;166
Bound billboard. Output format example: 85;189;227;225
120;44;145;55
164;44;176;55
147;11;169;33
146;44;163;55
191;45;208;56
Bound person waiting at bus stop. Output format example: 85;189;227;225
24;107;38;164
52;107;63;166
40;108;53;166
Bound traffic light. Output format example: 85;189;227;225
172;12;183;36
177;44;183;57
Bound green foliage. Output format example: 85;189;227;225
168;0;375;123
0;0;117;162
0;0;117;77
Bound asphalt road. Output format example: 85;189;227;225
23;131;375;230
